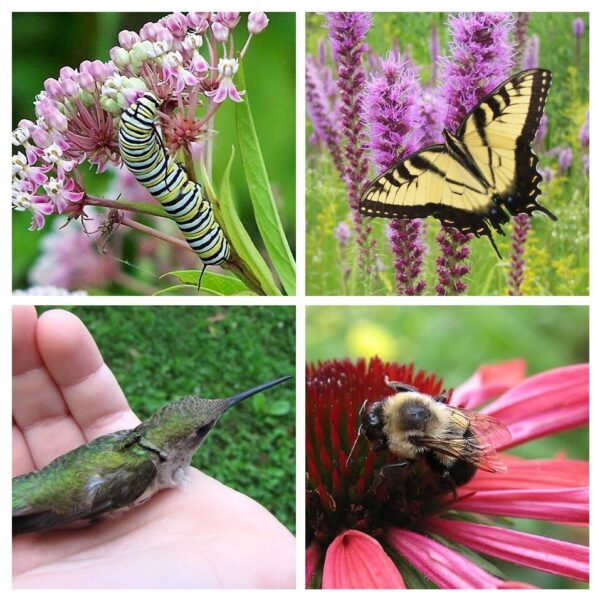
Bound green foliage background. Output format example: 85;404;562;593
306;12;589;296
12;13;295;292
37;305;296;532
307;304;588;587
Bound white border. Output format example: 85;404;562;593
3;0;594;595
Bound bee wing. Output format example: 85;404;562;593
416;408;511;474
446;407;512;448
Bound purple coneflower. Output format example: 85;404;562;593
306;357;589;589
326;12;377;284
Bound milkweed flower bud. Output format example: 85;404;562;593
248;12;269;35
211;21;229;42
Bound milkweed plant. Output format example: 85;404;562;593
305;12;589;296
12;12;296;296
306;357;589;589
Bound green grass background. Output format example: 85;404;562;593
306;12;589;296
13;13;295;293
307;304;588;587
37;305;296;532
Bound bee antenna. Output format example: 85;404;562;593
345;425;363;467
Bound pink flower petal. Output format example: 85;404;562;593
452;487;588;524
465;456;589;491
452;359;527;409
427;518;589;582
482;363;588;449
385;526;500;589
306;542;322;588
322;530;406;589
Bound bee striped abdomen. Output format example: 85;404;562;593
118;92;230;266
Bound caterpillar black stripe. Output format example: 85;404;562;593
118;92;230;267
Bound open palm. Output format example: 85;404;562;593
12;307;295;589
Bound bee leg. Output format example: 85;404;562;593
441;470;458;500
384;377;418;393
380;460;411;479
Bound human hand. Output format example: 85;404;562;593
12;306;295;588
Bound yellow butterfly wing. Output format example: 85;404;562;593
456;69;555;220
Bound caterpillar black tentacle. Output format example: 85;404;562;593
118;92;231;276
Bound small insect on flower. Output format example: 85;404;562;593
347;376;512;496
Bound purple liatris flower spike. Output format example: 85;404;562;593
558;147;573;175
362;56;426;295
326;12;377;284
513;13;530;67
441;12;515;133
429;24;439;86
438;12;516;294
508;213;531;296
522;34;540;70
573;17;585;66
306;56;344;178
579;110;589;149
435;227;473;296
334;221;351;247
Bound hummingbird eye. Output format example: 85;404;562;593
196;423;213;437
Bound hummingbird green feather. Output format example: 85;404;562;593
13;376;292;536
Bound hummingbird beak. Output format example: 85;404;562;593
225;375;293;409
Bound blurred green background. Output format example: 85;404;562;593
13;13;295;292
36;305;296;532
307;305;588;587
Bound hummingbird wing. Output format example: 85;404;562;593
13;431;159;535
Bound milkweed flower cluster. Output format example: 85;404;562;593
11;12;268;232
306;357;589;589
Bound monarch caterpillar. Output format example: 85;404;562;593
118;93;230;279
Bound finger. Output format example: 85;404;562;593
12;306;86;469
36;310;140;441
13;421;34;477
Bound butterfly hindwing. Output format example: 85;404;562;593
456;69;555;220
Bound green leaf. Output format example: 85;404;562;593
235;66;296;296
160;270;251;296
201;149;281;296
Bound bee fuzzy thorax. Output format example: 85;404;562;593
382;392;451;459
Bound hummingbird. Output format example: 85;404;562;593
13;375;292;536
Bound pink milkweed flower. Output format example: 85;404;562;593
306;358;589;589
42;176;85;214
215;12;240;29
12;180;55;231
205;58;244;103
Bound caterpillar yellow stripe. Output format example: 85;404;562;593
118;92;230;266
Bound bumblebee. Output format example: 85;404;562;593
347;377;511;492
